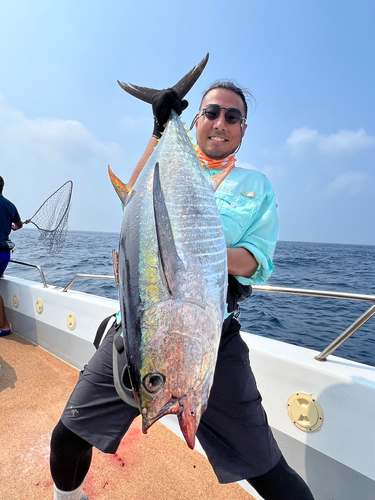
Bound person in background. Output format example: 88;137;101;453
49;83;315;500
0;176;23;336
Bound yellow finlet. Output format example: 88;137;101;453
108;165;131;204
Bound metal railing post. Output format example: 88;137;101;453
62;274;116;292
252;285;375;361
9;259;48;288
314;304;375;361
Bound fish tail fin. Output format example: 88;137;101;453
117;53;209;103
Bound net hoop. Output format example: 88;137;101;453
25;180;73;255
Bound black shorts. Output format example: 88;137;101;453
61;316;281;483
0;250;10;278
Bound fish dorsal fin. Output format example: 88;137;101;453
153;162;185;298
108;166;132;205
210;164;236;192
117;54;209;104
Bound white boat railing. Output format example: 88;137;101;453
62;274;116;292
252;285;375;361
9;259;48;288
7;260;375;362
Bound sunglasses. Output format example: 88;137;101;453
200;104;246;125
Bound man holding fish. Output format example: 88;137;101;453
50;57;314;500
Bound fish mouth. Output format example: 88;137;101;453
142;394;198;449
177;396;197;450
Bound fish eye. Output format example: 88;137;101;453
142;373;165;393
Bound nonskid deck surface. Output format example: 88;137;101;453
0;333;255;500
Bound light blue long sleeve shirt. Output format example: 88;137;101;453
205;166;279;286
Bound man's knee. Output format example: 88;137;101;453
51;420;92;455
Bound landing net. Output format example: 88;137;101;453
24;181;73;255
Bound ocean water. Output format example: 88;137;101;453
7;228;375;367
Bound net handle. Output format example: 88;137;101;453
23;220;55;232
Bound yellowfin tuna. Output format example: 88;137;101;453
110;55;230;449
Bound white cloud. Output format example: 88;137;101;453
327;170;370;196
0;94;125;232
287;127;319;147
286;127;375;156
0;94;121;167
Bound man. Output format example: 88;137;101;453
0;176;23;336
50;83;315;500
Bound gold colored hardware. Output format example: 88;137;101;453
66;312;77;331
35;298;44;314
287;392;323;432
13;294;20;308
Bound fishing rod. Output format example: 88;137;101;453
23;180;73;255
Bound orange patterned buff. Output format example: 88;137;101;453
195;146;236;171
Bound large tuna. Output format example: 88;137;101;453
110;55;230;449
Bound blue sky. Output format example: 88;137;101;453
0;1;374;244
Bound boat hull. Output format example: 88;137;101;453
1;275;118;369
1;275;374;499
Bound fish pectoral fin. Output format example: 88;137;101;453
210;164;236;192
108;166;132;204
158;250;172;296
153;162;185;296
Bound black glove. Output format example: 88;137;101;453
152;88;188;139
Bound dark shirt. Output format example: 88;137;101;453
0;195;21;241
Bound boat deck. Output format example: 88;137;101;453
0;333;255;500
